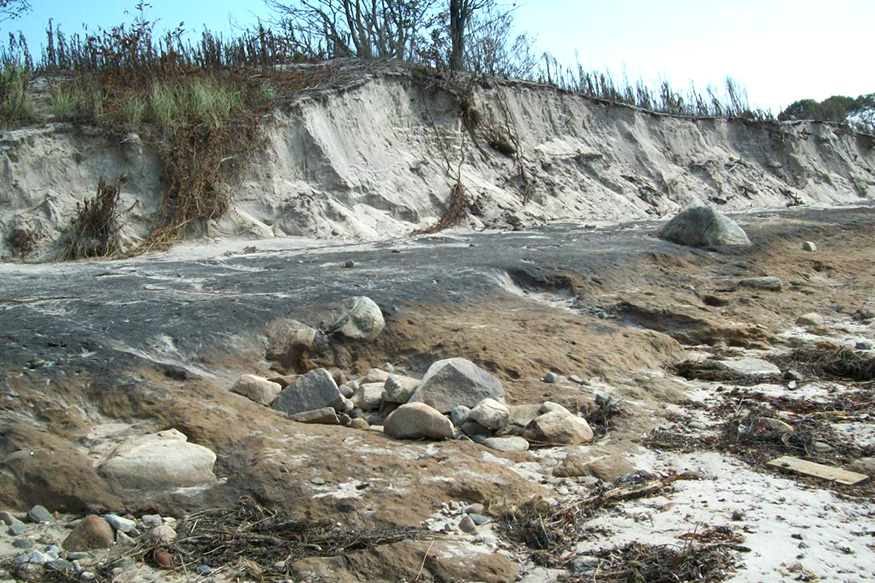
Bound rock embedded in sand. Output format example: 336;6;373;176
525;411;594;444
288;407;341;425
659;206;751;248
62;516;114;551
469;398;510;430
265;319;317;368
553;453;635;480
383;403;454;440
326;296;385;340
849;457;875;478
231;374;282;406
802;241;817;252
739;276;783;291
720;357;781;376
472;435;530;452
408;357;505;413
796;313;824;327
97;429;217;491
272;368;343;415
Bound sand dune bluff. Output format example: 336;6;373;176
1;65;873;260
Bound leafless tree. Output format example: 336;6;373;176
0;0;31;23
266;0;439;60
463;3;535;77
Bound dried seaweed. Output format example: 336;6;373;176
93;498;427;581
672;359;781;385
771;346;875;381
566;538;743;583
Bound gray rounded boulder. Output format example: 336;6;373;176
383;403;454;440
659;206;751;248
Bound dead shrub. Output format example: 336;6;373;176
56;175;126;260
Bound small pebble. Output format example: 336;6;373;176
105;514;136;533
115;559;137;570
26;505;54;524
9;523;25;536
0;511;22;526
27;358;45;369
343;260;355;268
195;565;213;575
148;525;177;544
799;542;809;549
80;571;96;581
140;514;163;528
66;552;90;561
464;503;485;515
802;241;816;252
12;538;34;549
468;513;490;525
44;545;61;558
47;559;76;572
857;340;873;351
310;477;326;485
15;550;49;565
153;549;173;569
16;563;45;580
568;375;582;384
116;530;136;546
543;372;558;383
812;442;832;453
458;515;477;534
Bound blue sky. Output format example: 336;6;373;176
6;0;873;113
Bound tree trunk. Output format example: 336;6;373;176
449;0;466;71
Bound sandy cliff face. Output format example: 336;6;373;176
1;69;873;260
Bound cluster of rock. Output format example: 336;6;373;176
226;295;596;450
234;357;594;451
1;507;194;581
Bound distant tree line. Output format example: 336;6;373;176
779;93;875;133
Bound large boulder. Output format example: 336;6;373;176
383;403;454;440
525;411;594;445
326;297;385;340
272;368;343;416
469;398;510;431
231;374;282;406
97;429;217;492
408;358;505;413
659;206;751;248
